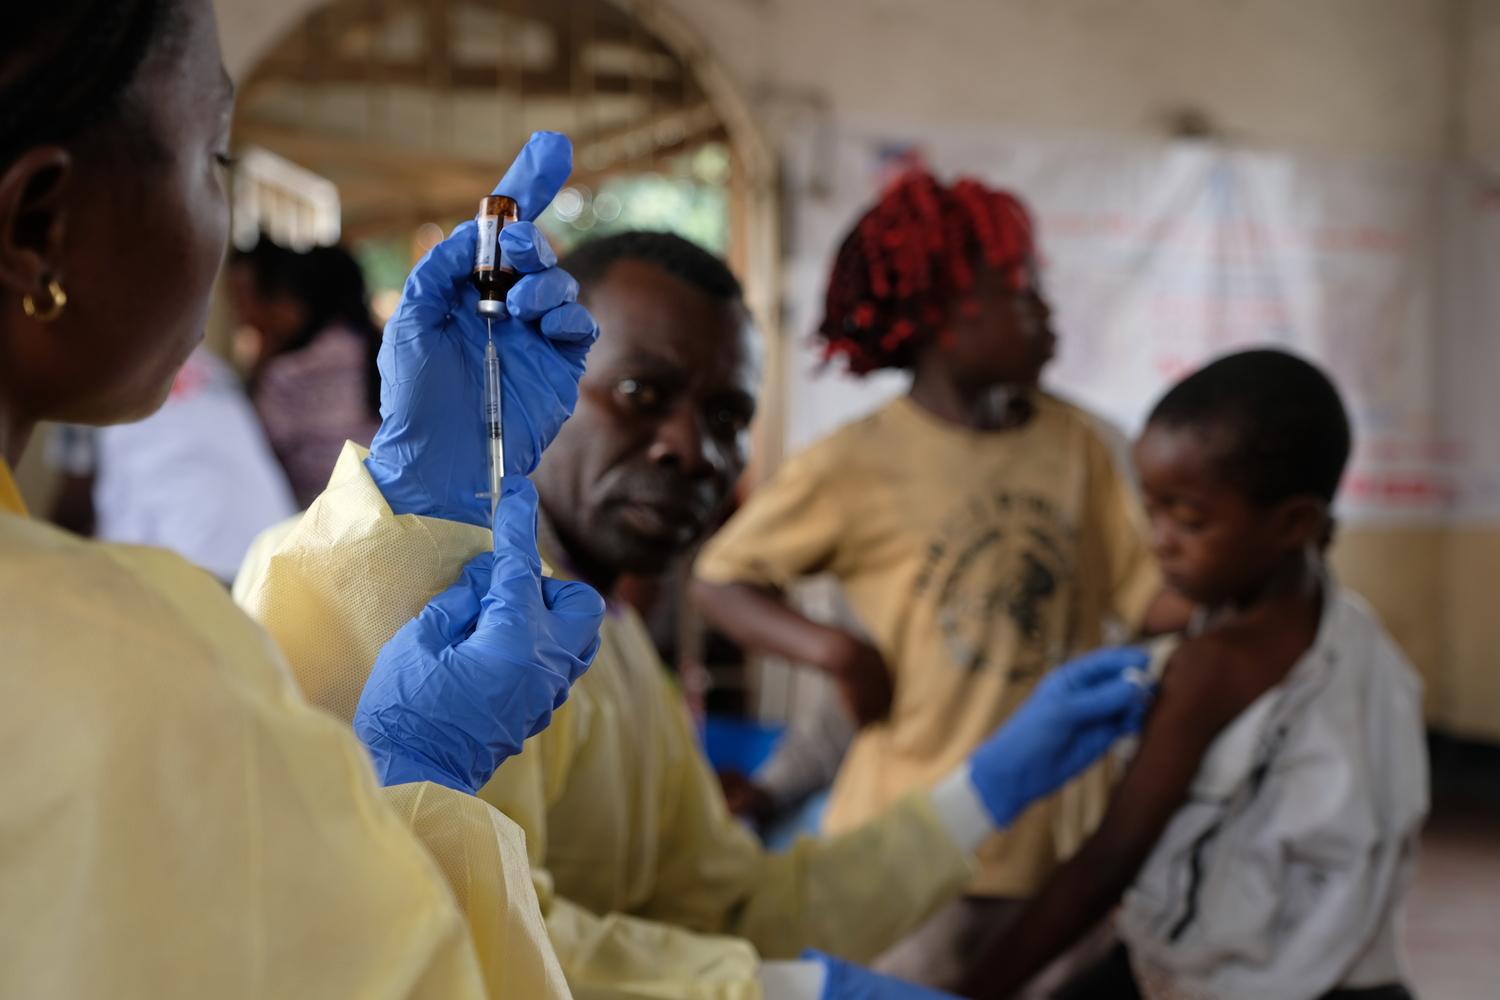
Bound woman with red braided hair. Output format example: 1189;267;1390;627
696;170;1185;992
818;172;1044;379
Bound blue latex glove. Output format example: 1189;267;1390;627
808;951;961;999
366;130;599;526
354;478;605;793
968;645;1152;828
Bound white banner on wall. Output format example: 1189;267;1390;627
780;124;1472;525
1442;174;1500;523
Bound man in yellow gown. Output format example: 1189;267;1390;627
238;232;1151;999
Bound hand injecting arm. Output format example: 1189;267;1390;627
963;646;1152;832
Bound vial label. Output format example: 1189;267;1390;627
475;215;500;271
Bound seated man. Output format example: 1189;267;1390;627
236;231;1150;999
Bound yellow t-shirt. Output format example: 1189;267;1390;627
696;393;1161;897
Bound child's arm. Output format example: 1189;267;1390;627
692;579;894;726
958;636;1253;999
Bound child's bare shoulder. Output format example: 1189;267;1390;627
1155;624;1274;737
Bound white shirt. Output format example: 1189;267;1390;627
1119;580;1429;1000
95;348;297;581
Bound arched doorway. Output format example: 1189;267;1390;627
228;0;785;717
230;0;782;460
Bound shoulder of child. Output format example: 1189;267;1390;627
1154;625;1267;740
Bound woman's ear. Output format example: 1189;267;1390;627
0;146;73;297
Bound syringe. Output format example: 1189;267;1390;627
472;194;522;533
482;323;505;525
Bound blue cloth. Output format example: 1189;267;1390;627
807;951;961;999
366;131;599;526
355;478;605;793
702;715;786;776
763;789;830;852
968;645;1151;828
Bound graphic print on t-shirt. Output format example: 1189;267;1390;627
913;490;1076;679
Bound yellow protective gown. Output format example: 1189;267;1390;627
0;459;569;1000
236;444;976;1000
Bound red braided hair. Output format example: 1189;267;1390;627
817;171;1037;375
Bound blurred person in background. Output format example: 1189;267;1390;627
719;672;856;846
229;237;381;506
46;345;296;583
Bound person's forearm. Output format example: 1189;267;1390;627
544;894;769;999
691;578;851;672
959;840;1144;999
726;793;974;961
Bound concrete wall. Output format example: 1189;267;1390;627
674;0;1455;160
1459;0;1500;159
1440;0;1500;741
219;0;1457;159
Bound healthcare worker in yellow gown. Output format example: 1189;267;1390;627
0;3;605;997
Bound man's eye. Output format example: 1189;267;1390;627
709;406;751;436
617;378;663;410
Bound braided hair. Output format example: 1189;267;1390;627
817;171;1037;375
0;0;179;168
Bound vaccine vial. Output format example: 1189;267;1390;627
473;194;521;317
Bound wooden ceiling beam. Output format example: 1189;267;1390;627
325;136;731;242
568;100;721;169
237;97;720;186
504;0;644;45
245;57;682;100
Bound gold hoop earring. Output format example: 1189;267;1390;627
22;278;68;323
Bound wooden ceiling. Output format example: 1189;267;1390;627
236;0;728;240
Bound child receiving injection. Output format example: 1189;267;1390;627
963;349;1428;1000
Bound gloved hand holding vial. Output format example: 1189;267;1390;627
365;131;600;530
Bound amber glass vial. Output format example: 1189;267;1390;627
473;194;521;317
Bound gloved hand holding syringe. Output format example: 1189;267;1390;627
364;131;598;536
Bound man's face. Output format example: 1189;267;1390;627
535;259;760;577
